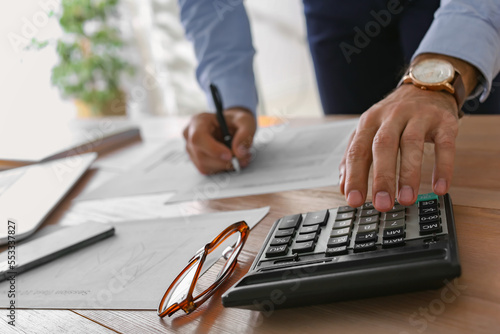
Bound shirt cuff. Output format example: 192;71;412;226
413;11;500;102
203;67;258;117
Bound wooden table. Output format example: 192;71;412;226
2;115;500;334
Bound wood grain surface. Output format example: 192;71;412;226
1;115;499;334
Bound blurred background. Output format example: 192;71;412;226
0;0;322;126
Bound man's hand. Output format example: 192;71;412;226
339;85;459;211
339;53;479;212
183;108;256;175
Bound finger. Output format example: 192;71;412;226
432;127;457;195
186;115;233;161
397;120;425;205
339;130;356;195
228;112;256;160
344;125;377;208
184;113;234;174
193;131;233;161
186;144;233;175
371;122;405;212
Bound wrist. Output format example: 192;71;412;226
399;54;477;116
224;107;255;117
412;53;479;96
396;84;460;118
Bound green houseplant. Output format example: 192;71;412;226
42;0;134;116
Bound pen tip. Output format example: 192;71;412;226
232;158;241;173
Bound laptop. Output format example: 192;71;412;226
0;153;96;245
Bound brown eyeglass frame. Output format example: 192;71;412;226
157;220;249;318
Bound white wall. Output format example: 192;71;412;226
0;1;322;122
0;2;77;126
246;0;322;117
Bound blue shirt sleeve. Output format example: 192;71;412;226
413;0;500;102
178;0;258;115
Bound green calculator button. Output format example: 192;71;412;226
417;193;438;203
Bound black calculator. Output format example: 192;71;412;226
222;193;461;309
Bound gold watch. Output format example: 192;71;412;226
399;58;466;110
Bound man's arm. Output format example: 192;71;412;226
179;0;258;114
414;0;500;102
179;0;258;174
339;0;500;212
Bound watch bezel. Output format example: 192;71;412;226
403;59;456;93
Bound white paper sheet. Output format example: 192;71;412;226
0;207;269;309
78;119;359;202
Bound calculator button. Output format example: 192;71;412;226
383;219;405;230
382;237;405;248
296;233;318;243
299;225;321;235
302;210;329;226
419;214;440;224
382;211;405;221
353;241;376;252
330;227;351;237
419;199;438;208
359;216;379;225
270;236;292;246
265;245;288;258
275;228;295;238
383;227;405;239
278;214;303;230
361;202;374;210
360;209;379;217
327;235;349;247
332;219;353;229
417;192;439;202
419;222;442;235
336;212;355;221
419;206;439;216
292;241;315;254
388;204;406;213
358;223;378;233
355;231;377;243
325;246;348;256
337;206;356;213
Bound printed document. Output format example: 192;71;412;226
0;207;269;309
79;119;359;203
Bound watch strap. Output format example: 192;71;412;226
451;70;466;110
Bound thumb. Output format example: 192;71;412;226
226;109;256;159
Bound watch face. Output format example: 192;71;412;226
411;59;454;84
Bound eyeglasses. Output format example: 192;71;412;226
157;220;249;318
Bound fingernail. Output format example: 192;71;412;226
237;145;248;156
347;190;362;206
434;178;447;194
221;153;232;161
375;191;392;211
398;186;414;204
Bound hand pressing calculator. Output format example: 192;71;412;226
222;193;460;310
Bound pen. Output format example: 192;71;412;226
209;83;241;172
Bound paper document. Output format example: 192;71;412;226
79;119;359;202
0;207;269;309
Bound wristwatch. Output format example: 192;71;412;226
399;58;466;111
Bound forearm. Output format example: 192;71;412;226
178;0;258;115
413;0;500;102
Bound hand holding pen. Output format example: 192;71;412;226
182;85;257;175
210;84;241;172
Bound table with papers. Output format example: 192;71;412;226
1;115;499;334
